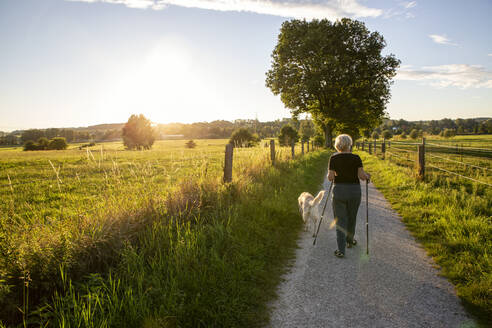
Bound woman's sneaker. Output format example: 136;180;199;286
334;250;344;258
346;239;357;248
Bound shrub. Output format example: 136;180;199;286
48;137;68;150
23;140;37;151
441;128;456;138
229;128;258;148
371;131;380;140
37;137;50;150
382;130;393;140
400;132;407;139
185;140;196;149
278;125;299;146
409;129;419;139
313;134;324;147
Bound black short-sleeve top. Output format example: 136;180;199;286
328;152;363;184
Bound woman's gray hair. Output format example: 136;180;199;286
334;134;353;152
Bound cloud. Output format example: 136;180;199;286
488;53;492;57
66;0;383;19
383;1;416;19
401;1;417;9
428;34;457;46
396;64;492;89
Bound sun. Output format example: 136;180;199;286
103;38;216;124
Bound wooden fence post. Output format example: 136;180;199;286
270;139;275;165
382;139;386;160
374;139;377;155
388;140;391;148
418;144;425;180
307;140;310;152
362;141;365;151
223;143;233;183
291;143;295;158
301;142;304;155
368;142;372;154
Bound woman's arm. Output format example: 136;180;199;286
327;170;336;182
358;167;371;181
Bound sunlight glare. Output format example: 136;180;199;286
103;39;217;123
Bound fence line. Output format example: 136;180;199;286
358;137;491;187
391;147;418;154
426;153;491;171
386;151;416;163
391;141;420;146
426;142;492;153
426;163;492;187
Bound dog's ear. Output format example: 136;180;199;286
312;190;325;205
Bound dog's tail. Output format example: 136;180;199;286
311;190;326;206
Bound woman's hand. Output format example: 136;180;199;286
358;167;370;181
327;170;336;181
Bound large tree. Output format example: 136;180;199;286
266;18;400;147
122;114;155;150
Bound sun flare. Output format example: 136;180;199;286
102;39;217;123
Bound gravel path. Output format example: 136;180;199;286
269;178;476;328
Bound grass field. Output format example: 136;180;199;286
356;135;492;325
0;139;328;326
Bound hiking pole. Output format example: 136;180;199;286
366;179;369;255
313;181;334;246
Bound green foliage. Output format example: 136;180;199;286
441;128;456;138
371;131;380;140
359;151;491;325
278;125;299;146
313;134;325;147
23;137;68;151
299;119;315;142
122;114;155;150
185;140;196;149
400;132;407;139
266;18;400;147
382;130;393;140
48;137;68;150
229;128;258;148
409;129;419;139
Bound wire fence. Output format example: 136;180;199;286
356;138;492;188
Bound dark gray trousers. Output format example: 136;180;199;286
332;183;361;253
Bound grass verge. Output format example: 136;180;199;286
18;150;330;327
358;152;491;326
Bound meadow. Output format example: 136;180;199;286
356;135;492;324
0;139;328;327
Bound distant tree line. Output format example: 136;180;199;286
0;127;122;146
1;117;490;148
24;137;68;151
156;118;301;140
366;117;492;139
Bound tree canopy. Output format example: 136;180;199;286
278;125;299;146
229;128;258;148
266;18;400;147
122;114;155;150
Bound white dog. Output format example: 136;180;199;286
298;190;326;236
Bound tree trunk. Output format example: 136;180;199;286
324;125;333;149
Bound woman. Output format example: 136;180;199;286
327;134;370;258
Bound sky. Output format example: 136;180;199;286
0;0;491;131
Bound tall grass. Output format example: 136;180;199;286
0;140;329;326
358;151;491;325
